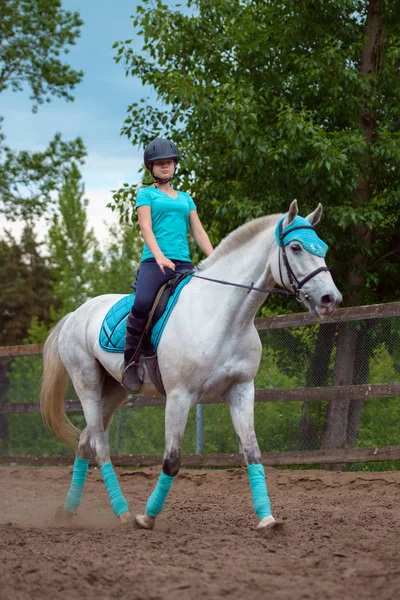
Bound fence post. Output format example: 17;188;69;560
196;404;204;454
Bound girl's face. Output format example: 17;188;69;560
152;159;175;180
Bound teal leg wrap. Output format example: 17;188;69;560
145;471;175;518
64;457;89;514
248;463;272;519
100;462;129;517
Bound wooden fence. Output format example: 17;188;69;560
1;301;399;467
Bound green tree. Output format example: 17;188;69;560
0;226;57;452
113;0;399;303
0;227;56;345
0;0;86;219
48;164;101;315
48;164;142;312
91;220;142;297
112;0;400;453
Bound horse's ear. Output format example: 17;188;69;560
305;204;323;227
282;199;298;228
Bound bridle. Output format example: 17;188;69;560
277;220;330;302
192;219;330;304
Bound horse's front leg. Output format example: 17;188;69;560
135;389;194;530
225;381;283;536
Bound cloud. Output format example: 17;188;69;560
0;148;142;248
0;217;28;243
81;152;143;189
0;0;152;248
0;185;130;249
84;187;120;247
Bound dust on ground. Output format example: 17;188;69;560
1;465;400;600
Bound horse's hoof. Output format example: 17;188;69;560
119;511;132;525
134;513;155;530
256;515;284;538
55;506;74;525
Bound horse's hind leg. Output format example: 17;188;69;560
98;374;132;524
75;373;128;458
135;389;194;530
62;367;130;524
225;381;282;536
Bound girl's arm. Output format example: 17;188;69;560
189;211;214;257
137;206;175;273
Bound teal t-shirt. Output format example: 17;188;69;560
135;186;197;262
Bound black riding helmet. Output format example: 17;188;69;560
143;138;179;168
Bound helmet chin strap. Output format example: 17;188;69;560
153;175;172;184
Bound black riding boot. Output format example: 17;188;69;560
122;312;147;393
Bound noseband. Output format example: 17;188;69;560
278;220;330;302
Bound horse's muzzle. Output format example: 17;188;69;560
318;291;343;315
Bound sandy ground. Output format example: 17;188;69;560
1;465;400;600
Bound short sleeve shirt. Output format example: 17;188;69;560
135;187;197;262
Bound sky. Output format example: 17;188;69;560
0;0;162;246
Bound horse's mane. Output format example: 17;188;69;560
197;213;283;271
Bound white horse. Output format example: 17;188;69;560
40;200;341;535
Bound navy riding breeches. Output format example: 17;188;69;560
131;258;194;319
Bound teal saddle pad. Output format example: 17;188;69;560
99;275;193;353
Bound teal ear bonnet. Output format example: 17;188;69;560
275;215;328;257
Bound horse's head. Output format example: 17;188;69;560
270;199;342;316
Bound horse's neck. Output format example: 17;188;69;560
198;228;275;325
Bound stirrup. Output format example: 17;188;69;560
122;360;145;394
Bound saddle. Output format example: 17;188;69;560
130;267;193;339
100;269;193;395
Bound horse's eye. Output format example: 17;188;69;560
291;244;302;253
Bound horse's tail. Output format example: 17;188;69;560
40;315;80;451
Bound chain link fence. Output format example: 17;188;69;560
1;308;399;466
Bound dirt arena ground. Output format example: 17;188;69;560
1;465;400;600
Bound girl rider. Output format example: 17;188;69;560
122;138;213;393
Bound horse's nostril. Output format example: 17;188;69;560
321;294;333;306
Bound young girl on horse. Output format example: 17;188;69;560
123;138;213;393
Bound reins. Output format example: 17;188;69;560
192;220;330;303
192;274;296;298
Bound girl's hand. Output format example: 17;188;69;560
156;256;176;274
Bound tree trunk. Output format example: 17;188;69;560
299;323;337;450
346;324;371;447
319;2;384;466
320;324;359;451
0;357;12;455
348;0;383;306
